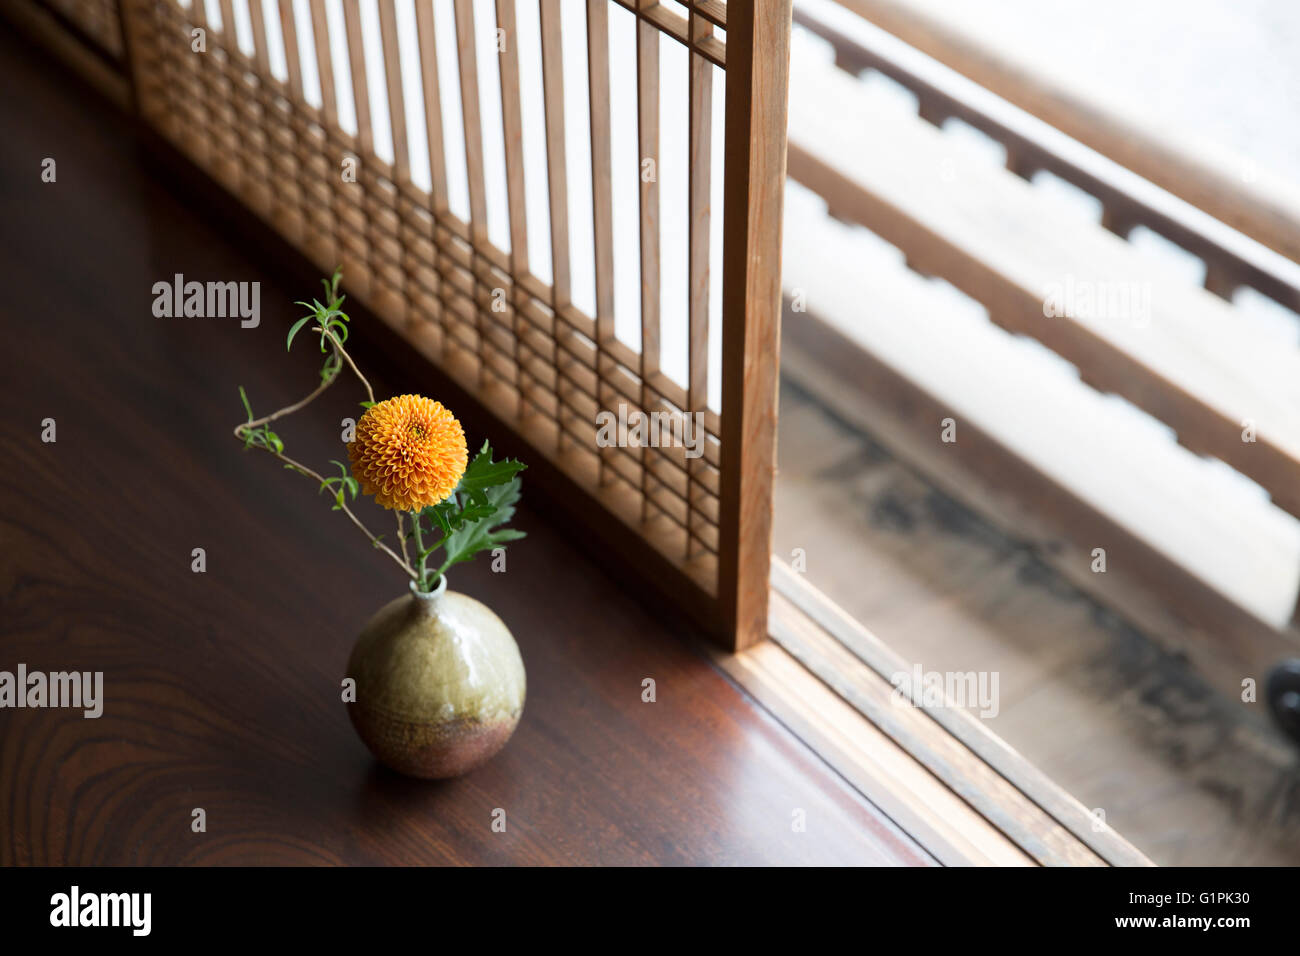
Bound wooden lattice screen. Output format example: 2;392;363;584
41;0;125;58
108;0;792;650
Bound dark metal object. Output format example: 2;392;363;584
1266;660;1300;742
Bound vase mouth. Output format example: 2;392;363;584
410;575;448;602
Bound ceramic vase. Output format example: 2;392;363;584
346;576;525;778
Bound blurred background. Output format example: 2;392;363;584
775;0;1300;864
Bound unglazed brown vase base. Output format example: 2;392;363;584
347;710;520;779
346;582;526;779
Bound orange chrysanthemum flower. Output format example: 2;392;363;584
348;395;468;511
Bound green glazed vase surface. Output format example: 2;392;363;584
346;576;525;779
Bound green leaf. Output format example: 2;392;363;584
238;385;254;423
454;443;527;506
435;477;525;576
320;353;342;382
427;503;453;535
286;315;314;351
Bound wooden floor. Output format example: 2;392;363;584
0;31;932;866
774;379;1300;866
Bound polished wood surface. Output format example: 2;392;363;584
0;28;930;866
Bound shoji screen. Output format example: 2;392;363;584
117;0;791;649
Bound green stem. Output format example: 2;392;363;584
411;512;431;592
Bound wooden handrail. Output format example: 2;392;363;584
829;0;1300;269
794;4;1300;314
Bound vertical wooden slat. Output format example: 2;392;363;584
117;0;161;119
495;0;529;274
452;0;489;387
718;0;792;649
248;0;270;74
586;0;615;486
218;0;236;46
215;0;243;189
377;0;409;181
687;10;712;556
245;0;275;222
586;0;614;345
635;4;659;521
496;0;529;418
538;0;571;309
308;0;337;126
452;0;488;239
413;0;450;216
539;0;570;455
277;0;303;101
176;0;209;157
341;0;372;156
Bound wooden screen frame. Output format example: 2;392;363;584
113;0;792;651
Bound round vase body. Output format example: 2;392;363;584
346;580;525;779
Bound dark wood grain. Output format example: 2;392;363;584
0;26;932;867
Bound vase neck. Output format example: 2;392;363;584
409;575;447;616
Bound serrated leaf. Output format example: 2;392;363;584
455;447;527;500
434;477;523;576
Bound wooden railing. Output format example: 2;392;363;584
781;1;1300;694
829;0;1300;273
794;3;1300;315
